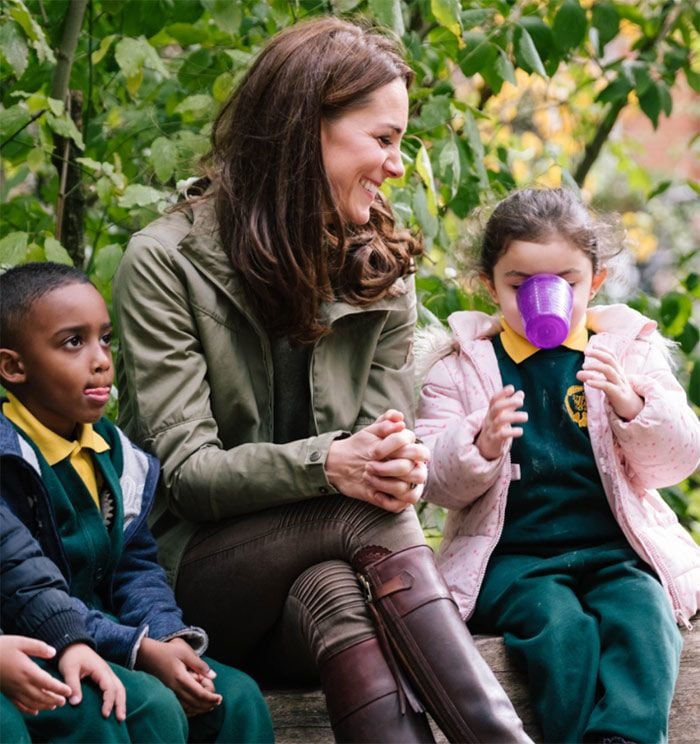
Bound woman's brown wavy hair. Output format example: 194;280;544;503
205;16;422;345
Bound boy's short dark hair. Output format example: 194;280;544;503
0;262;90;349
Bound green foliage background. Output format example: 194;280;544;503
1;0;699;541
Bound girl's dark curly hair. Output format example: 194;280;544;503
477;187;624;279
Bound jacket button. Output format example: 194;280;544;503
309;451;322;462
319;487;329;495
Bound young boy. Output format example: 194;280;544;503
1;501;134;743
0;262;274;743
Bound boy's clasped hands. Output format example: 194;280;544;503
136;637;222;717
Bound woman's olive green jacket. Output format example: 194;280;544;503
113;198;418;582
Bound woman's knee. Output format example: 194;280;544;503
287;560;375;663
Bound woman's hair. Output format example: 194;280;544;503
477;188;624;279
205;16;421;345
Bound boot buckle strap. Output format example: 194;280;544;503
372;570;414;600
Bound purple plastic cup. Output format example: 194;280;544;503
516;274;574;349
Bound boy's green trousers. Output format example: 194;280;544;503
471;545;682;744
1;656;273;743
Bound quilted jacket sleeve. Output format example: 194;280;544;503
416;357;506;509
609;341;700;489
0;503;94;653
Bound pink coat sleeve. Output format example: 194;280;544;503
609;341;700;489
416;356;506;509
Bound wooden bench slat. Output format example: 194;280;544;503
265;627;699;743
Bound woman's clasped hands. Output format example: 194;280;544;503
325;410;430;512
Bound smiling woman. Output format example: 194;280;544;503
113;16;531;744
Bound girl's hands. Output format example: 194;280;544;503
0;636;71;715
58;642;126;721
136;637;220;717
325;410;430;512
577;347;643;421
476;386;528;461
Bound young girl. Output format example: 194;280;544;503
415;187;700;744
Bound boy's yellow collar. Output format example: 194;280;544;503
3;392;109;465
499;315;589;363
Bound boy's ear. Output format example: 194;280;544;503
0;348;27;385
480;273;499;305
590;267;608;299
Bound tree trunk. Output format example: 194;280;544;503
50;0;88;266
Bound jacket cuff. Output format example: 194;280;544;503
160;626;209;656
34;610;95;653
302;430;346;497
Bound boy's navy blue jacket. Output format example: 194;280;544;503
0;411;207;668
0;502;94;652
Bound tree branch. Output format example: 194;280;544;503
50;0;89;103
51;0;89;265
574;0;681;187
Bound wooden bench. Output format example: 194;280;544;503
265;626;699;743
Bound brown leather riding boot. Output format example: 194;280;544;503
320;636;436;743
354;544;533;744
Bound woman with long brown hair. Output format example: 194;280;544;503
114;16;530;743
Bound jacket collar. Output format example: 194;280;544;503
447;304;658;354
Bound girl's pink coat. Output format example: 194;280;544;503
415;304;700;627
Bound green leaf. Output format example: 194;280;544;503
459;38;499;77
174;94;217;120
151;136;177;183
212;72;235;103
495;50;516;86
638;82;662;129
47;98;65;117
0;232;29;267
592;2;619;49
44;237;73;266
91;34;116;65
462;111;487;186
462;9;492;30
118;184;167;209
26;146;44;172
45;113;85;150
0;104;32;142
438;137;461;200
368;0;405;37
431;0;462;39
596;76;632;104
675;322;699;355
516;27;547;78
93;244;123;283
0;21;29;78
164;23;210;46
685;67;700;93
201;0;243;36
415;143;436;191
519;16;554;61
8;0;55;64
552;0;587;53
689;360;700;408
683;273;700;297
114;37;169;95
660;292;692;337
648;180;671;199
658;82;672;116
413;183;439;239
